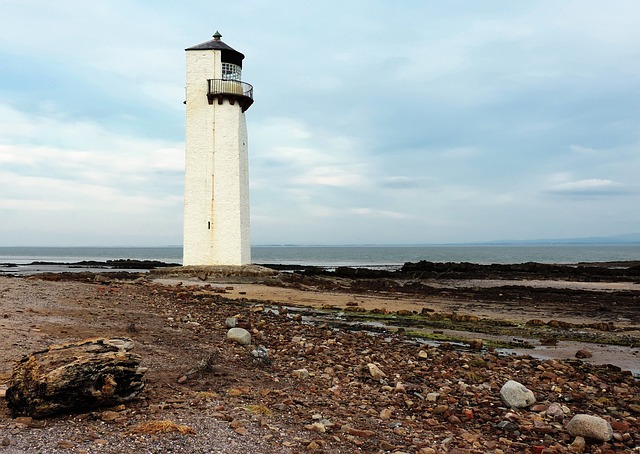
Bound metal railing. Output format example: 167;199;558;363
207;79;253;100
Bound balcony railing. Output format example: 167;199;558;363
207;79;254;112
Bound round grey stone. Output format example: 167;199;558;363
226;327;251;345
566;414;613;442
500;380;536;408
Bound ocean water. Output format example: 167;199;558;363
1;244;640;268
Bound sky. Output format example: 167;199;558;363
1;0;639;246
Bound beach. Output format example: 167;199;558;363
0;263;639;452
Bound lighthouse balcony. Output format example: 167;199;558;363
207;79;254;112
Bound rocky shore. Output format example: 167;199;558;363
0;263;639;452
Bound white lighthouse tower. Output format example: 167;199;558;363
183;32;254;266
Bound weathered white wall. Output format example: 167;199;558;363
183;49;251;266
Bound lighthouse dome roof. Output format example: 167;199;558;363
186;31;245;67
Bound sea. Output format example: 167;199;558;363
1;244;640;270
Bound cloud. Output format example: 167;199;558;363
350;208;411;220
549;178;628;196
0;102;183;244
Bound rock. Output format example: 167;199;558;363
418;448;436;454
306;440;322;451
14;416;33;426
344;427;376;438
468;339;483;351
566;414;613;442
575;349;593;359
426;392;440;402
569;435;586;453
100;411;120;422
6;337;145;417
234;427;248;435
497;420;519;431
251;346;270;363
225;317;237;328
367;363;386;380
293;368;310;379
380;440;396;451
304;422;326;433
546;402;565;421
500;380;536;408
226;328;251;345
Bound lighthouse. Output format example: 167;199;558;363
183;32;254;266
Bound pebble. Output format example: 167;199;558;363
500;380;536;408
566;414;613;442
292;368;310;379
57;440;75;449
225;317;237;328
99;411;120;422
13;417;32;427
367;363;386;380
497;421;519;432
545;402;564;421
226;327;251;345
575;349;593;359
569;435;586;453
426;392;440;402
344;427;376;438
251;346;269;361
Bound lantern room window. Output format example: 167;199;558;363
221;62;242;81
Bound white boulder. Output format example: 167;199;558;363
226;327;251;345
500;380;536;408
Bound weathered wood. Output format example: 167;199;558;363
6;337;145;417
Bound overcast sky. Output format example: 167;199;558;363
1;1;639;246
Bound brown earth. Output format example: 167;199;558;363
0;266;639;453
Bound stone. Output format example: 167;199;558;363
497;420;519;431
546;402;565;421
426;392;440;402
566;414;613;442
225;317;237;328
575;349;593;359
251;346;270;362
305;422;326;433
367;363;386;380
500;380;536;408
6;337;145;417
344;427;376;438
100;411;120;422
14;416;32;426
468;339;483;351
569;435;585;453
293;368;310;379
226;327;251;345
57;440;75;449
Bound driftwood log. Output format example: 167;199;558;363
6;337;145;417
